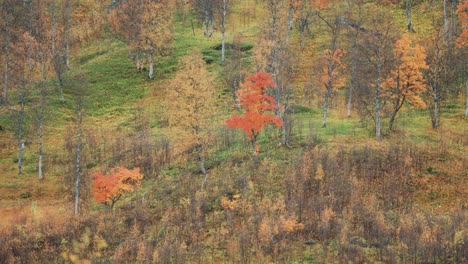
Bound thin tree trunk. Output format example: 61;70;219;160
209;15;214;37
443;0;448;36
65;0;71;70
322;88;330;128
432;83;440;128
286;5;293;48
465;78;468;117
51;0;57;58
405;0;415;33
51;1;64;102
148;49;154;79
191;19;195;36
376;47;382;140
281;112;288;145
300;11;308;50
198;145;208;192
17;84;27;176
449;0;456;39
136;50;141;70
3;35;9;104
58;69;64;102
221;0;227;62
38;60;47;180
204;10;209;37
347;61;356;118
388;97;405;131
74;102;83;215
251;137;259;163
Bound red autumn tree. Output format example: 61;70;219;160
226;72;282;160
91;167;143;209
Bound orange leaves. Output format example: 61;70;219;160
91;167;143;208
311;0;329;11
383;34;428;108
226;72;282;143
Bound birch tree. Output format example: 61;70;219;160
73;99;83;214
356;10;397;139
167;50;218;191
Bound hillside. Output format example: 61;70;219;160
0;0;467;263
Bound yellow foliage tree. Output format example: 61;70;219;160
167;50;218;191
383;34;429;131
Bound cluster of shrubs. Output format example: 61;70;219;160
1;143;466;263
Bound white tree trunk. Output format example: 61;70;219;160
149;50;154;79
38;61;47;180
286;5;293;48
347;62;356;118
322;89;330;128
221;0;227;62
17;85;26;176
74;104;83;215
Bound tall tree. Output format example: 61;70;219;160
13;32;37;176
73;98;83;214
38;52;48;180
50;0;67;102
0;0;19;104
456;0;468;116
316;15;346;128
34;0;52;180
356;9;397;139
167;50;218;191
383;34;428;131
256;0;294;145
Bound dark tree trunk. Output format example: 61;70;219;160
389;97;405;131
376;47;382;140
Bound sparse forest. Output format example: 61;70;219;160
0;0;467;263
